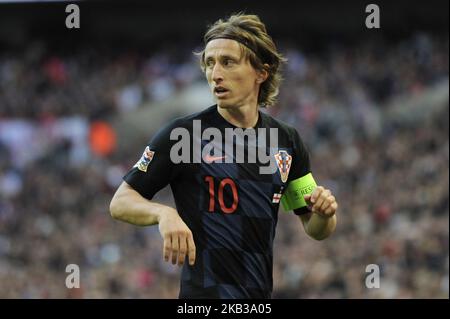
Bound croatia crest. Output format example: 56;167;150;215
274;150;292;183
134;146;155;172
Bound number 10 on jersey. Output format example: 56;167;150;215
204;176;239;214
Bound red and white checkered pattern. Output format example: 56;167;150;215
274;151;292;183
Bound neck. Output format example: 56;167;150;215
217;104;259;128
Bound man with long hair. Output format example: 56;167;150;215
110;13;338;299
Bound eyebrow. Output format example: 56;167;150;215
204;54;241;61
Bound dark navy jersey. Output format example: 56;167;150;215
123;105;312;299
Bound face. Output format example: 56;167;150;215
204;39;266;110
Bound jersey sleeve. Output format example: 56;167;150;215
123;119;181;200
287;128;314;216
288;128;312;182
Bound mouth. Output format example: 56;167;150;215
214;86;230;98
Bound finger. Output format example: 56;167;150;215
187;232;196;266
303;194;312;209
318;195;335;213
331;202;338;212
324;206;335;216
304;194;311;203
324;202;338;216
163;234;171;262
313;189;330;212
310;186;324;204
171;233;179;265
178;233;187;266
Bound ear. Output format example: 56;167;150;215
256;64;270;84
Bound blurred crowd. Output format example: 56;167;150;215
0;42;202;119
0;32;448;298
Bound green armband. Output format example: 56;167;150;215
281;173;317;211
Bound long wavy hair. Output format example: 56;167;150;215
196;13;287;107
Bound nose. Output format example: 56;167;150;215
211;63;223;84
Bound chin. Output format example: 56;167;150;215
218;98;243;109
216;100;233;109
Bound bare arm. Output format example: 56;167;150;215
299;212;337;241
110;181;170;226
109;181;196;266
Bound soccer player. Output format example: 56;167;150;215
109;13;338;299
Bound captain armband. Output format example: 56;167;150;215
281;173;317;211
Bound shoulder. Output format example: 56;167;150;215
260;109;300;139
164;105;217;129
174;105;217;124
154;105;217;134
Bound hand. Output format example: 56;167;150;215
158;209;196;266
304;186;338;218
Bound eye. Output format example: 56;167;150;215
205;59;214;68
223;58;235;66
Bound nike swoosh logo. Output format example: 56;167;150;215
204;155;227;163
